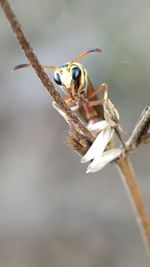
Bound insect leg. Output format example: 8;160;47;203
64;96;80;111
64;96;74;105
89;83;108;100
52;95;79;122
88;99;104;107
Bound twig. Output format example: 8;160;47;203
0;0;94;145
0;0;150;256
116;156;150;252
115;107;150;253
140;132;150;145
126;106;150;152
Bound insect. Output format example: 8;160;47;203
13;48;108;123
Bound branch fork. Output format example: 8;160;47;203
0;0;150;255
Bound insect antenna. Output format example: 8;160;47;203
12;63;58;72
69;48;102;65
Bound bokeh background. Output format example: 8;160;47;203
0;0;150;266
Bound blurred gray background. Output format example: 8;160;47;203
0;0;150;266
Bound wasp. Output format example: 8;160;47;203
13;48;108;124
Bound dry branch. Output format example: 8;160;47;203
126;106;150;152
0;0;150;256
116;156;150;250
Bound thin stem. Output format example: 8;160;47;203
140;132;150;145
0;0;94;144
127;106;150;151
0;0;150;257
116;156;150;252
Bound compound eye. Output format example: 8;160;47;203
54;72;62;85
71;67;81;81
